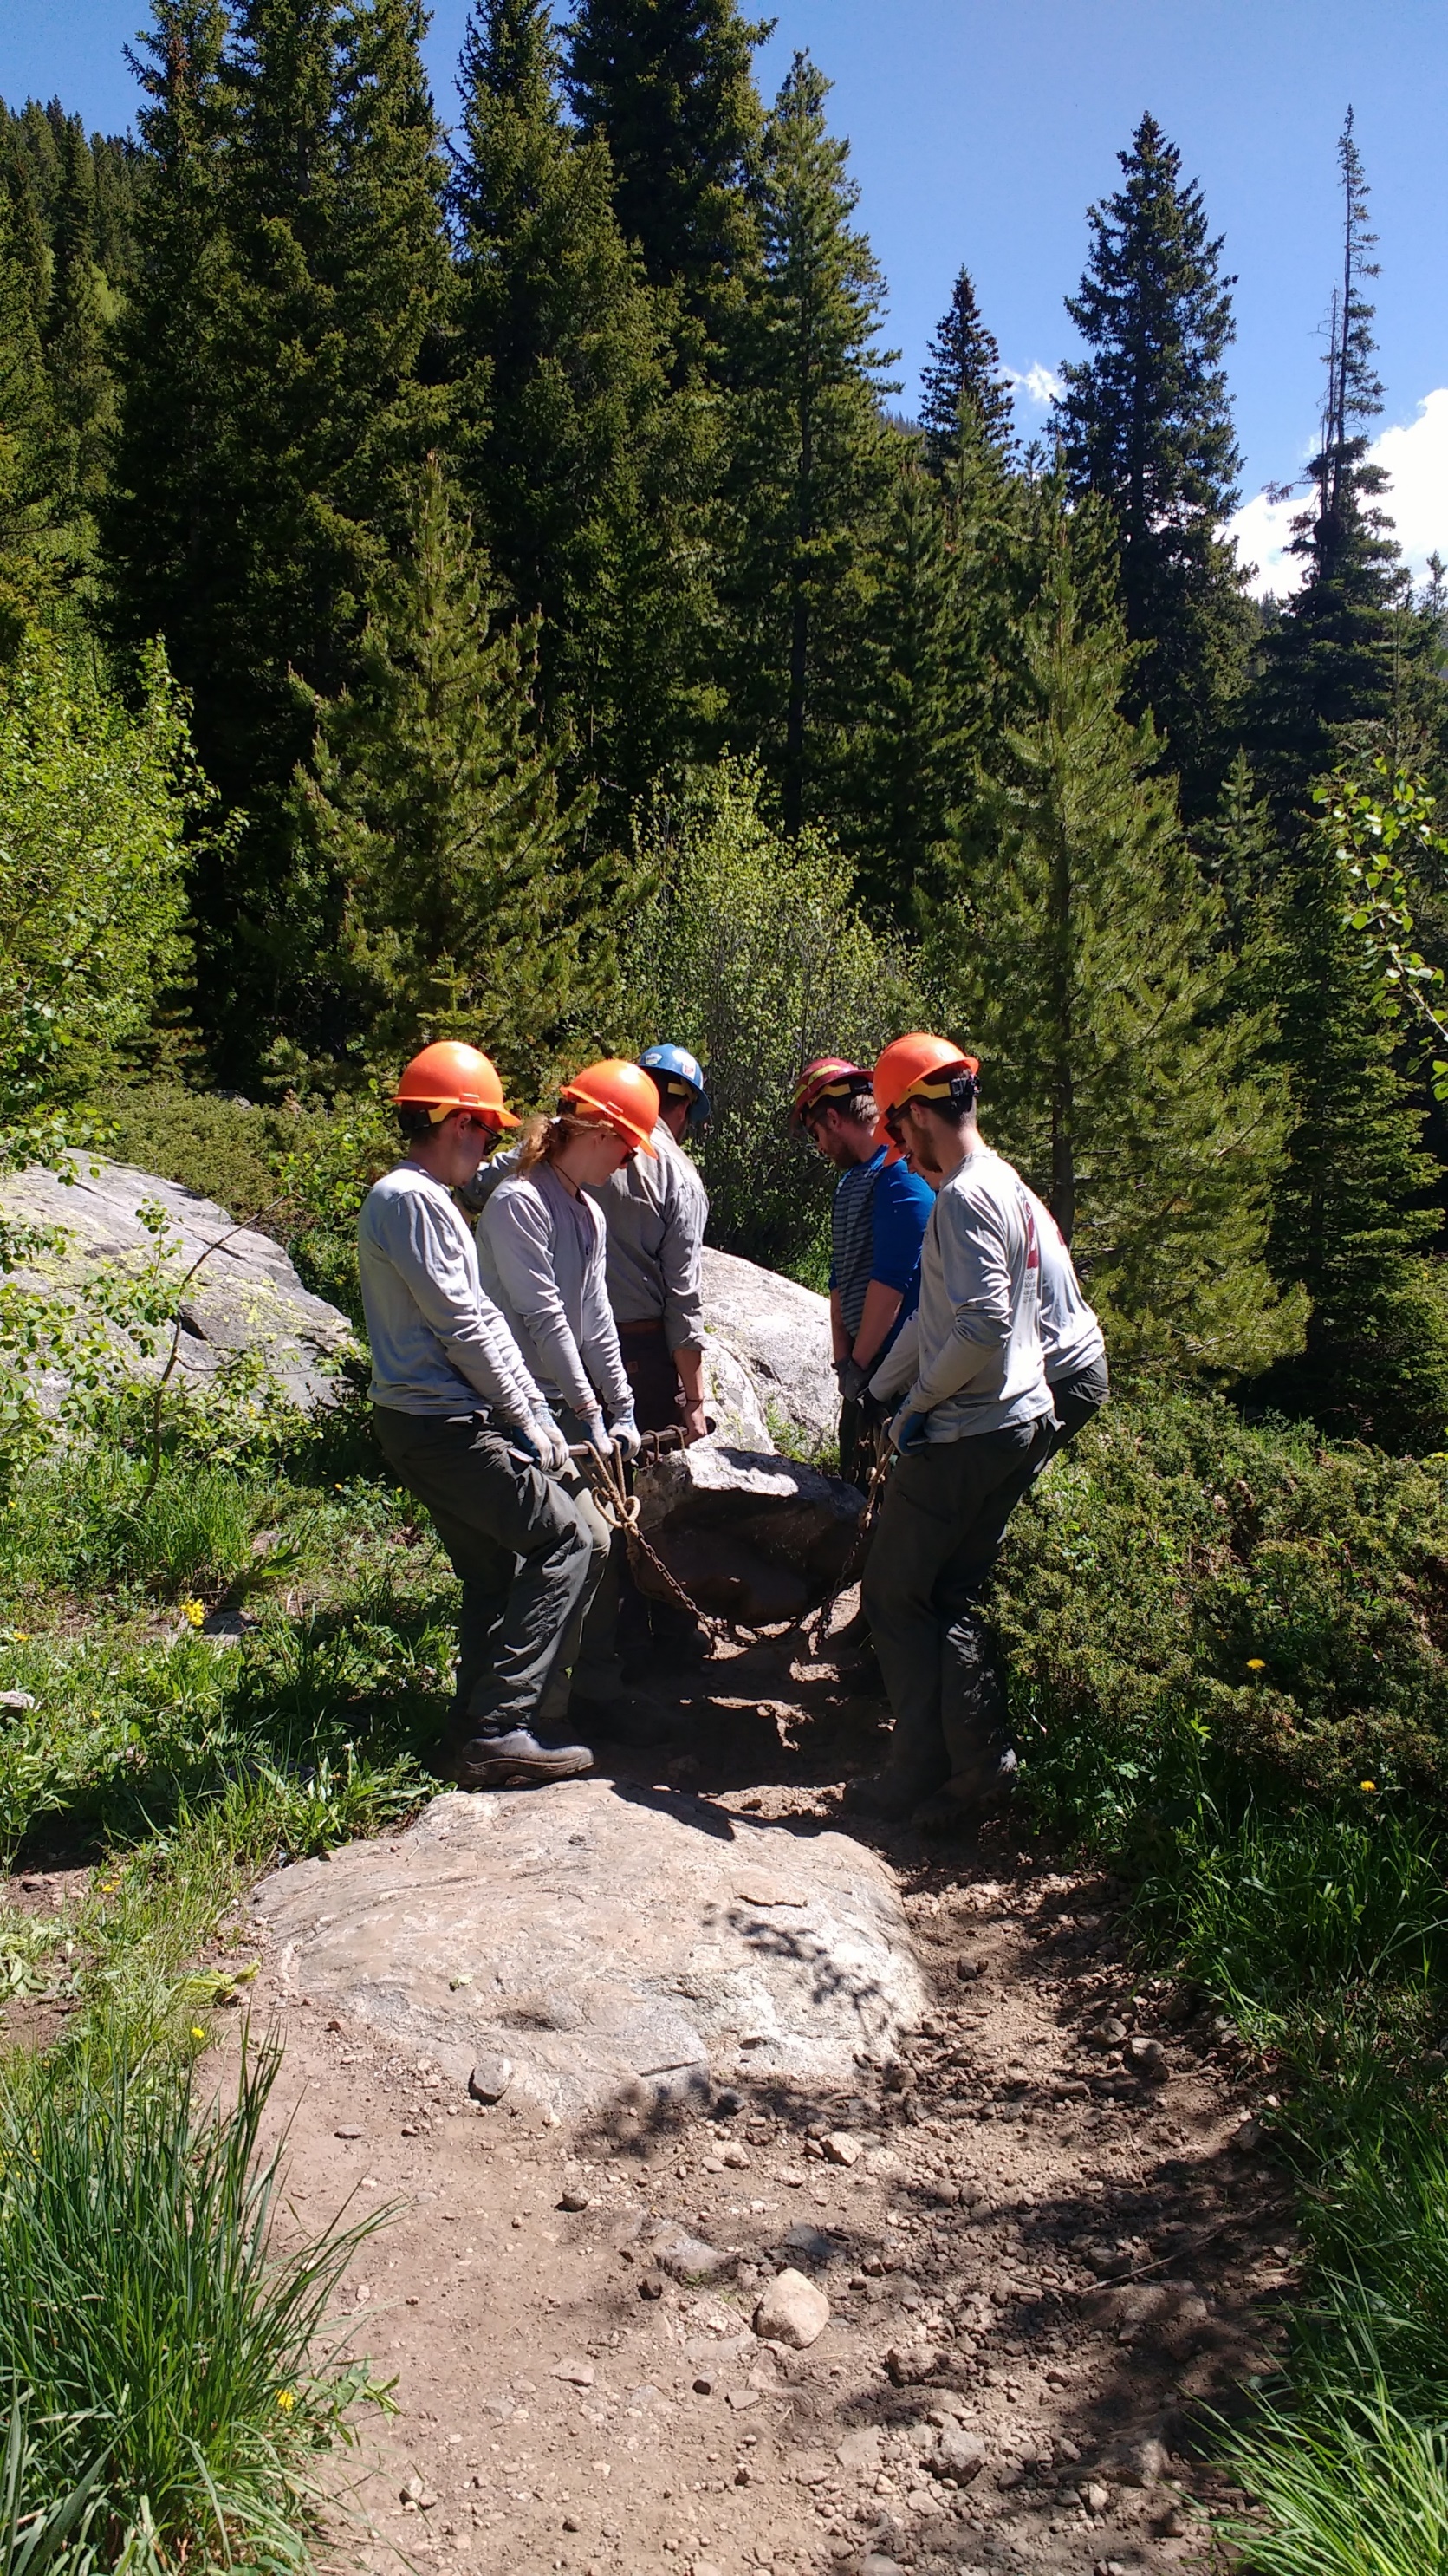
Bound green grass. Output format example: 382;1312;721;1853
1221;2385;1448;2576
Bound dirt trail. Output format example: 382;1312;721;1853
222;1620;1293;2576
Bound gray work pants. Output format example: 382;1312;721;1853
862;1416;1055;1800
372;1408;600;1739
952;1352;1111;1599
536;1402;627;1714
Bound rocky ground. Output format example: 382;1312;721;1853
204;1608;1292;2576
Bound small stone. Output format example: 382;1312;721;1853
468;2056;513;2105
639;2275;665;2300
823;2132;860;2167
1100;2017;1127;2044
1081;2481;1111;2515
836;2427;881;2473
885;2342;941;2386
753;2267;830;2349
400;2475;438;2508
727;2389;761;2412
1126;2036;1167;2081
559;2188;591;2213
562;2517;581;2534
856;2557;906;2576
334;2126;363;2141
720;2143;751;2169
954;1951;983;1981
651;2225;735;2285
1233;2117;1263;2151
0;1692;35;1714
551;2359;595;2386
1112;2434;1170;2488
934;2425;984;2486
1157;2505;1190;2539
693;2375;713;2395
327;2016;345;2032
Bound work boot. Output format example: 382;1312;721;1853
442;1727;594;1790
568;1688;681;1749
841;1760;946;1822
911;1766;1016;1838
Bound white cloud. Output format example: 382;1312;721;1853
1004;361;1062;409
1229;388;1448;599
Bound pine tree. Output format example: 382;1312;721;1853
0;183;54;635
564;0;765;345
105;0;452;1075
1256;783;1448;1449
919;264;1013;471
937;489;1303;1378
1055;113;1250;814
721;50;897;834
296;459;621;1093
451;0;709;823
43;115;118;525
1251;114;1406;822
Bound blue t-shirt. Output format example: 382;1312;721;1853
829;1149;934;1345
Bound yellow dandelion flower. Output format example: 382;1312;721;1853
179;1600;205;1630
1246;1657;1266;1672
190;2024;206;2041
276;2390;296;2413
1360;1779;1377;1792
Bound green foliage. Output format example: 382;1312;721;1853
0;2038;388;2576
1333;759;1448;1097
937;496;1302;1379
298;457;624;1097
993;1391;1448;1832
0;633;195;1116
621;758;926;1268
452;0;713;818
1221;2390;1448;2576
720;51;897;834
1055;112;1250;813
919;264;1014;470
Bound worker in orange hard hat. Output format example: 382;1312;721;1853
789;1057;933;1494
475;1059;679;1750
358;1043;595;1792
844;1033;1055;1835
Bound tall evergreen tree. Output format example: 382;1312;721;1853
1256;780;1448;1449
0;184;54;635
105;0;452;1076
721;50;896;834
919;264;1013;471
1055;113;1250;814
43;115;117;524
451;0;709;821
1250;114;1406;821
937;489;1302;1378
297;459;621;1092
564;0;765;347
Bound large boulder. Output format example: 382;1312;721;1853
636;1442;862;1623
251;1779;925;2123
0;1157;354;1412
699;1247;836;1453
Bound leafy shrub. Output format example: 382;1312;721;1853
994;1390;1448;1829
620;758;930;1273
0;635;196;1117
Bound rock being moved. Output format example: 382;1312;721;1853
634;1441;864;1623
251;1781;925;2123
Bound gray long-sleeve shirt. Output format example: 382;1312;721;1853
868;1143;1050;1441
586;1121;709;1352
358;1163;549;1428
477;1161;634;1424
872;1176;1104;1401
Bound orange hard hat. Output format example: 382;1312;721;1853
789;1057;872;1129
560;1058;660;1155
872;1033;980;1147
393;1040;520;1127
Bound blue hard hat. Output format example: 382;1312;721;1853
639;1043;711;1124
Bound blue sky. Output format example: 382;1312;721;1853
6;0;1446;581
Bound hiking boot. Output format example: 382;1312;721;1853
841;1763;945;1822
911;1769;1016;1837
568;1689;681;1749
442;1727;594;1789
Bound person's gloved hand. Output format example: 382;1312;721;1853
609;1412;642;1463
580;1408;614;1460
528;1411;571;1476
889;1405;931;1454
837;1356;871;1403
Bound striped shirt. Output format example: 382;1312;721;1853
829;1149;934;1341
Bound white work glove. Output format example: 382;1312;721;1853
579;1408;615;1460
525;1411;571;1476
608;1412;642;1463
